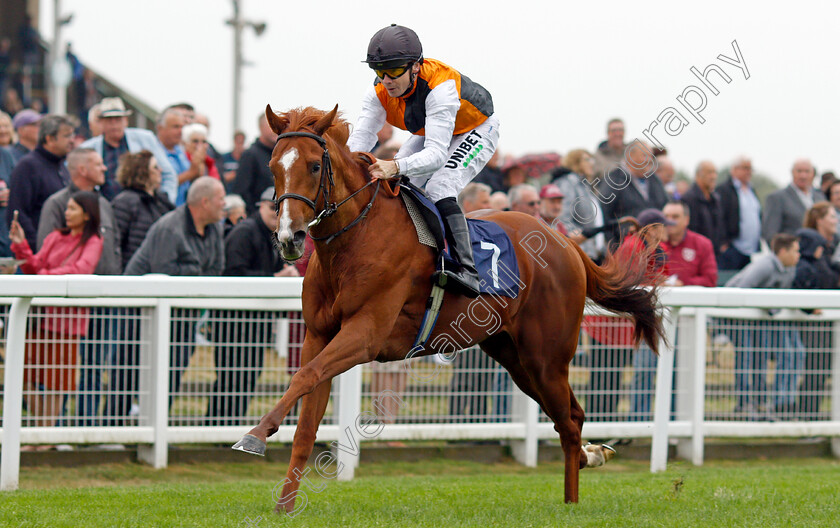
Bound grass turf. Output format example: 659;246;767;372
2;457;838;527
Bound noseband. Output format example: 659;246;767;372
273;131;381;244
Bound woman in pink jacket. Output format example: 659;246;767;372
9;190;102;427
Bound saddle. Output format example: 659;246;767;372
356;155;522;348
393;178;522;299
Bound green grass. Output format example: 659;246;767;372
1;457;838;527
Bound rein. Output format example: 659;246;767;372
273;131;382;245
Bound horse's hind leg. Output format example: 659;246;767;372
569;389;584;434
515;329;583;503
543;366;582;503
479;334;547;410
568;387;616;470
483;333;597;478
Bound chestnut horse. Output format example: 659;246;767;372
233;105;664;513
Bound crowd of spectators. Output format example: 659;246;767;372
0;95;321;433
2;81;837;432
470;117;837;422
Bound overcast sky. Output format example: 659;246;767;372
41;0;840;186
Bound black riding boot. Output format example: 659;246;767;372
433;198;481;298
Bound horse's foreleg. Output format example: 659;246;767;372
234;320;383;456
233;333;327;456
274;379;332;515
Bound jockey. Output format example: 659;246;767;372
347;24;500;298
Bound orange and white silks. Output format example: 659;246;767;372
374;58;493;136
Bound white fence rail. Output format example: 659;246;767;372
0;278;839;491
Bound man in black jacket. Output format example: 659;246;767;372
231;113;277;216
206;187;299;424
222;188;293;277
125;177;225;417
681;160;725;255
599;141;668;246
7;114;73;247
716;156;762;271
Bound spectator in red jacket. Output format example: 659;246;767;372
9;191;102;429
583;209;669;423
661;200;718;287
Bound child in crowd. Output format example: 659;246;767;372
725;233;801;419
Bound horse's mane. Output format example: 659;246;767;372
279;106;374;185
283;106;350;147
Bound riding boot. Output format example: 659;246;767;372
433;197;481;298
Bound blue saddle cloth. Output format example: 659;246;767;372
399;182;521;298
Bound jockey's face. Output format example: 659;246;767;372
377;62;420;97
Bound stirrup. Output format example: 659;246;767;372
432;268;480;298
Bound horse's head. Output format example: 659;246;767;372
266;104;346;260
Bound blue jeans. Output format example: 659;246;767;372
717;245;752;272
585;337;632;422
169;314;198;412
107;308;140;426
630;344;657;421
722;318;804;412
771;324;805;409
77;308;115;426
492;370;511;422
448;348;494;421
728;320;772;411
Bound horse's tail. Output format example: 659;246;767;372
572;240;666;354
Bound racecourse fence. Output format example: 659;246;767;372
1;277;839;491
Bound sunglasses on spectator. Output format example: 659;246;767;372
374;64;411;80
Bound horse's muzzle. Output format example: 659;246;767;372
275;229;307;261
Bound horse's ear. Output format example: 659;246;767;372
265;104;288;135
312;104;338;137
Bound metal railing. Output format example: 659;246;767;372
1;278;839;490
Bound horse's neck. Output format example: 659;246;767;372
311;175;417;272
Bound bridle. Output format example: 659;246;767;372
273;131;381;245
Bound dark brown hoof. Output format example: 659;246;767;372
232;434;266;456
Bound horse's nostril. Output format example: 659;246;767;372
293;230;306;246
275;230;290;245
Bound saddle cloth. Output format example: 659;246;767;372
399;182;521;298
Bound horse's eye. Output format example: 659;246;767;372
311;163;321;174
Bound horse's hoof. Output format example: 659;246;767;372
232;434;266;456
583;442;616;468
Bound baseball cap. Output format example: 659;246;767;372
539;184;564;199
12;109;41;130
637;208;675;227
257;187;275;206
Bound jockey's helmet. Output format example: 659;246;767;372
364;24;423;70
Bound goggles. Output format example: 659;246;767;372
373;64;411;80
